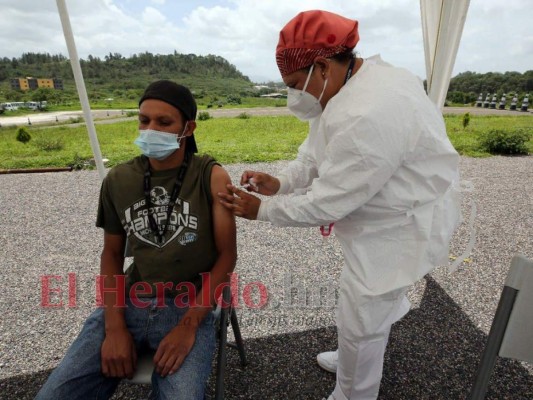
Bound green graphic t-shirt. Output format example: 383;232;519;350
96;154;219;297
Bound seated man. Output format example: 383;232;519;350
36;80;237;400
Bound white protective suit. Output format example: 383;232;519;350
257;55;461;400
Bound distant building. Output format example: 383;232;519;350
10;77;63;91
53;78;64;90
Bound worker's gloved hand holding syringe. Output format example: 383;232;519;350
239;171;280;196
218;170;280;220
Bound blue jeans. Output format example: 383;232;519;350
35;298;217;400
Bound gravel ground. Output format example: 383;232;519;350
0;155;532;399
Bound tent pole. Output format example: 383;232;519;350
56;0;106;181
420;0;470;109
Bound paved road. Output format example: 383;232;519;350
441;106;532;116
1;105;530;127
0;108;293;127
0;109;134;127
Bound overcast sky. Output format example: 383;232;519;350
1;0;531;83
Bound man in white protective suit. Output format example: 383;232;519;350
218;9;461;400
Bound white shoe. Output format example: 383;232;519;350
316;350;338;373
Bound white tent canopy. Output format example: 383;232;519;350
420;0;470;109
56;0;471;181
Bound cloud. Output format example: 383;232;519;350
0;2;65;57
0;0;531;82
177;0;426;81
452;1;533;75
181;4;282;80
142;6;170;28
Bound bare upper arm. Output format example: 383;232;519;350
210;165;237;258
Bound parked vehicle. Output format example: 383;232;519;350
26;101;40;110
25;101;48;111
1;101;48;112
1;102;16;111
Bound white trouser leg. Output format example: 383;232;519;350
330;295;411;400
331;329;390;400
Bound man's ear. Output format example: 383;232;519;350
186;121;196;136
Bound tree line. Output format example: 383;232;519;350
1;52;531;107
0;51;254;105
446;70;533;105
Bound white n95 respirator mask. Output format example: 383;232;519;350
287;64;328;121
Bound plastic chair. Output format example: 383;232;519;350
468;254;533;399
126;285;247;399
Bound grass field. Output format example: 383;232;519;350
0;114;531;170
444;114;532;157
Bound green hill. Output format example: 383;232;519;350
0;52;256;108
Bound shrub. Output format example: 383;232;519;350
448;91;466;104
479;129;531;155
70;153;88;170
236;112;251;119
34;137;65;151
126;111;138;117
16;127;31;144
226;95;242;105
198;111;211;121
462;112;470;129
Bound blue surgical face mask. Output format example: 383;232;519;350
134;123;188;160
